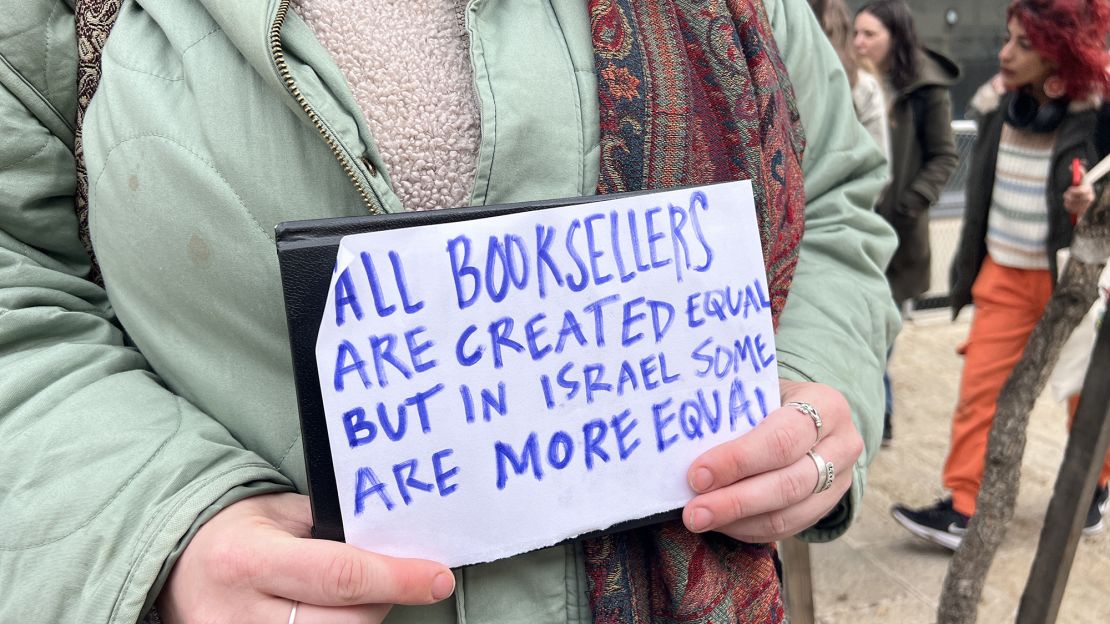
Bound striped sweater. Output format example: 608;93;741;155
986;123;1057;270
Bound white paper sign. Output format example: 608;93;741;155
315;181;780;567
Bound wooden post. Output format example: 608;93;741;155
780;537;815;624
1017;318;1110;623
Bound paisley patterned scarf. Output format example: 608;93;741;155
76;1;806;621
585;0;806;622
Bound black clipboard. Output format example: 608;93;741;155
275;190;684;544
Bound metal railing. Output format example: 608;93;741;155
915;120;977;311
934;120;978;216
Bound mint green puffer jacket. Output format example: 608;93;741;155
0;0;898;621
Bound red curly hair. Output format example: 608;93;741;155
1008;0;1110;99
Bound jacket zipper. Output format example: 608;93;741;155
268;0;384;216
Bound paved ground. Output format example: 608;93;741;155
805;310;1110;623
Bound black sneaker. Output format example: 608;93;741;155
891;498;969;551
1083;485;1109;536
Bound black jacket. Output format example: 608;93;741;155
880;48;960;305
949;85;1108;318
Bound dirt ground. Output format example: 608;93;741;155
805;309;1110;623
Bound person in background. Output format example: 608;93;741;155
809;0;891;166
891;0;1110;550
1;0;898;622
854;0;960;444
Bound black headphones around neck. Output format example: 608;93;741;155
1004;89;1069;132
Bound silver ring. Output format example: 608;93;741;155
807;450;835;494
288;600;299;624
786;401;822;444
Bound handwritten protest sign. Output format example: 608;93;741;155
315;181;779;566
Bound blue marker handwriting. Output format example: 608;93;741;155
354;448;460;514
492;409;641;490
538;352;681;410
447;191;715;310
453;293;676;370
490;375;769;493
334;250;425;327
329;186;778;521
684;279;772;328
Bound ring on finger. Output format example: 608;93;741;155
786;401;822;444
807;450;835;494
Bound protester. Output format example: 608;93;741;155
810;0;891;165
892;0;1110;550
854;0;959;444
0;0;898;622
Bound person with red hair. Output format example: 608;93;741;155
892;0;1110;550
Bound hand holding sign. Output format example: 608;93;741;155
683;379;861;542
157;493;454;624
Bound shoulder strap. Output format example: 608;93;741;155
74;0;126;286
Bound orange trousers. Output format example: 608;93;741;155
942;256;1110;517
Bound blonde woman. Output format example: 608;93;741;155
810;0;891;166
